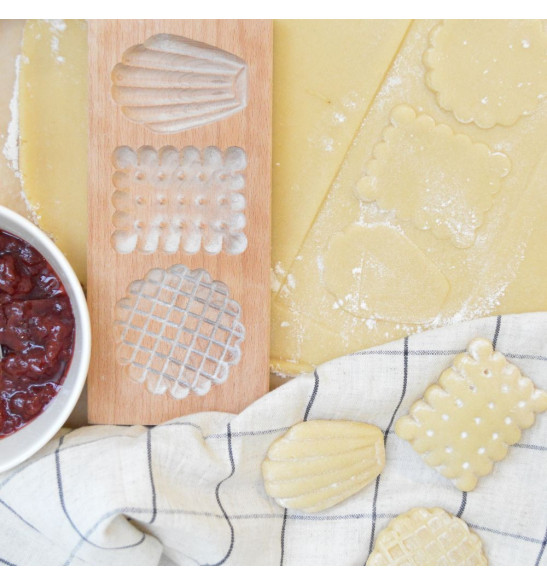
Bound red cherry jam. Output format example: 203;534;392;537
0;229;75;437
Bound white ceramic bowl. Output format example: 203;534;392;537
0;206;91;473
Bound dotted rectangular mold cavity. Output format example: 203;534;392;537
111;145;247;255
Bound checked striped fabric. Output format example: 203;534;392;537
0;313;545;565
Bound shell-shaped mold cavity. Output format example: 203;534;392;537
262;420;385;513
114;264;245;399
111;33;248;133
367;507;488;566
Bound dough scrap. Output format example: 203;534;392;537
262;420;385;513
324;223;449;323
356;105;510;248
395;338;547;491
366;507;488;566
424;20;547;129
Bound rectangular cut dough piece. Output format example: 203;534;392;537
395;338;547;491
272;19;547;375
19;20;88;286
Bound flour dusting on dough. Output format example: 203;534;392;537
3;55;20;173
2;53;39;224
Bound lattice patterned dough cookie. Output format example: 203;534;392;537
262;420;385;513
366;507;488;566
395;338;547;491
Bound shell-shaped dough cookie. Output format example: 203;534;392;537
367;507;488;566
262;420;385;513
111;34;248;133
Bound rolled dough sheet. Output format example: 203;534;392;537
19;19;88;286
0;20;28;218
272;20;410;276
271;19;547;376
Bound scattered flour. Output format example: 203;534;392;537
45;20;67;64
3;55;20;174
2;51;40;224
286;274;296;289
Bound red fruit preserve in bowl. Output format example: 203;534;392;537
0;206;90;473
0;229;76;437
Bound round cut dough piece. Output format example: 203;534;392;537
262;420;385;513
367;507;488;566
424;20;547;128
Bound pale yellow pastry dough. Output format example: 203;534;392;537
425;20;547;129
2;21;547;379
356;105;510;248
271;20;411;280
271;20;411;377
395;338;547;491
271;20;547;376
19;20;88;285
366;507;488;566
0;21;28;218
262;420;385;513
324;223;449;323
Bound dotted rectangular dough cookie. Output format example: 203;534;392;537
395;338;547;491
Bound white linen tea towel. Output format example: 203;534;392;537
0;312;545;566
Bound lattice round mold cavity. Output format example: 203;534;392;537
114;264;245;399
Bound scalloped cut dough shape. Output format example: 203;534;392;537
367;507;488;566
395;338;547;491
271;20;547;376
356;105;510;248
425;20;547;129
324;224;449;323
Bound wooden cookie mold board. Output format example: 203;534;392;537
87;20;272;424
